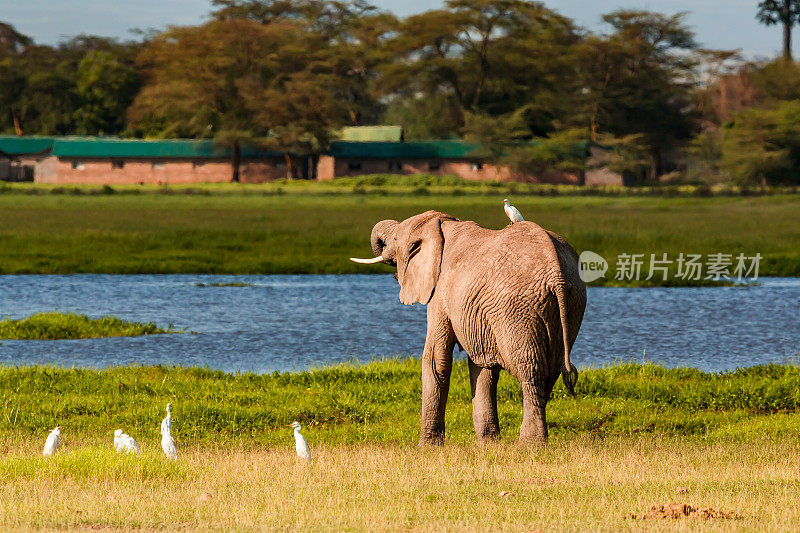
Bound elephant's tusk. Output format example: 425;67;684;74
349;255;385;264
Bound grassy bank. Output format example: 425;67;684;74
0;312;175;340
3;360;800;445
2;360;800;530
0;186;797;280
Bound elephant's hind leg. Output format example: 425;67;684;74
468;359;501;441
494;322;552;445
519;380;549;444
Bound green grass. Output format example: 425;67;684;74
3;360;800;530
0;184;797;281
2;360;800;446
0;312;176;340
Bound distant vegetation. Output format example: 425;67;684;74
3;360;800;445
0;190;796;282
4;2;800;184
0;312;175;340
1;178;798;197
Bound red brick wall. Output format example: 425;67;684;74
316;155;335;181
39;157;287;185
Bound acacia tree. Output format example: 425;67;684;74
382;0;580;138
757;0;800;60
129;19;348;181
574;11;700;181
212;0;395;127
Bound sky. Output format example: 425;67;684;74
0;0;787;59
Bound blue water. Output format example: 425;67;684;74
0;275;798;373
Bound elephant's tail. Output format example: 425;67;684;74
554;283;578;396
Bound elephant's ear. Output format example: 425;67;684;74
397;216;446;305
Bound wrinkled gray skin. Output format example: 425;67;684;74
354;211;586;445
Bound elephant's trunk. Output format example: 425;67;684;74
350;219;398;266
370;220;398;260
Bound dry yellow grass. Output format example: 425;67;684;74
2;435;799;531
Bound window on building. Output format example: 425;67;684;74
428;161;440;171
111;160;125;169
471;162;483;171
71;161;85;170
348;161;362;171
152;162;165;170
388;161;402;171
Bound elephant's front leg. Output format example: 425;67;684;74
419;297;456;445
468;358;501;441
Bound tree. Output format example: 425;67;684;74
1;44;78;135
462;106;529;163
74;50;140;135
383;94;463;139
212;0;395;127
0;22;31;57
503;128;589;179
756;0;800;60
574;11;700;181
129;19;348;181
383;0;580;137
0;26;143;136
720;101;800;185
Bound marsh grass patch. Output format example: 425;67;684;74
0;312;178;340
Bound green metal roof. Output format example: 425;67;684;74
51;138;281;159
0;136;55;156
339;126;404;142
329;140;486;159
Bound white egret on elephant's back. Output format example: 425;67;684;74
503;199;524;224
287;421;310;462
43;426;60;456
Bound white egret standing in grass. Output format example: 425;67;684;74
43;426;60;457
161;403;177;460
113;429;140;454
287;421;310;462
503;199;524;224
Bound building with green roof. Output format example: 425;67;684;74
50;138;281;159
1;133;618;185
0;136;55;181
0;136;55;156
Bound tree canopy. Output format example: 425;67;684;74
2;0;800;184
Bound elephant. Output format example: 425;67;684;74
350;210;586;445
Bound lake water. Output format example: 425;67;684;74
0;275;798;373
